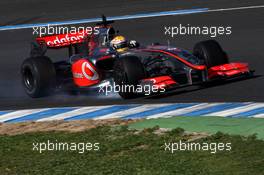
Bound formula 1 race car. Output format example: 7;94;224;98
21;17;253;99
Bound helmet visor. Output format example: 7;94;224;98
113;42;127;49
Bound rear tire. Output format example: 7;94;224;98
21;56;56;98
113;56;146;99
193;40;229;68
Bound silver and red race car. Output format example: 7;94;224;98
21;17;253;99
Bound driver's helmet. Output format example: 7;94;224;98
110;35;128;52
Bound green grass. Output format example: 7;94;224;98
1;125;264;175
130;116;264;139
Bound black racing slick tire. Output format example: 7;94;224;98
113;56;146;99
193;40;229;68
21;56;56;98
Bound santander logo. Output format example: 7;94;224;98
81;62;99;80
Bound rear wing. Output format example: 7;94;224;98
35;15;115;48
36;31;90;48
31;31;90;57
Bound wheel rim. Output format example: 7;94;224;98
23;67;35;92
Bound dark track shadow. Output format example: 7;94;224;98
0;16;42;26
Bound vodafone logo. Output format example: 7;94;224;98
46;34;85;46
81;62;99;80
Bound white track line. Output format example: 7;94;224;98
147;103;220;119
206;103;264;117
37;106;108;121
94;104;170;120
0;109;48;122
207;5;264;13
252;113;264;118
1;5;264;31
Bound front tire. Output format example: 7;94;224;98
113;56;146;99
193;40;229;68
21;56;56;98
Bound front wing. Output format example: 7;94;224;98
138;62;253;93
208;62;251;79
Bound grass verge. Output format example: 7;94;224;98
0;123;264;175
130;116;264;139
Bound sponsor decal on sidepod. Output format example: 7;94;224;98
72;59;100;87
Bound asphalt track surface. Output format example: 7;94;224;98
0;0;263;110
